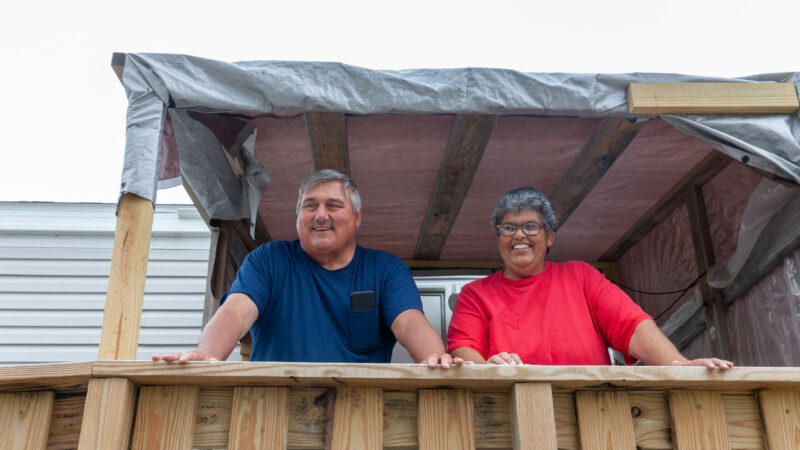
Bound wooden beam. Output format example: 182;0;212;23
0;391;54;450
759;391;800;450
418;389;475;449
722;191;800;305
415;114;497;260
228;387;288;450
686;185;731;359
510;383;557;450
98;193;154;360
230;216;270;252
131;386;199;450
305;111;350;174
600;150;731;261
0;362;93;393
575;391;636;450
330;387;383;449
202;224;230;328
668;390;730;448
550;118;646;228
78;378;137;450
628;82;800;114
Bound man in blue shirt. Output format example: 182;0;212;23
154;170;462;368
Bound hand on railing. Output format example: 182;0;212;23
486;352;523;365
422;352;473;369
672;358;733;371
152;350;219;364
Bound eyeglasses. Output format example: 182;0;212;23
497;222;543;236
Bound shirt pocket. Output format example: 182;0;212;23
348;307;380;353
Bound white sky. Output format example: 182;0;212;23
1;0;796;205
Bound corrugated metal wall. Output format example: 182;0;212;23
0;202;478;365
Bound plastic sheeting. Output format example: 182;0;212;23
114;53;800;224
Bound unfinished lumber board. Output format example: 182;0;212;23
758;391;800;450
0;391;54;450
418;389;475;450
193;388;232;449
668;390;730;449
553;391;579;449
510;383;557;450
98;192;154;360
722;393;764;450
305;111;350;175
576;391;636;450
0;362;92;393
131;385;199;450
473;391;512;448
628;392;671;450
384;391;418;448
330;387;382;449
78;378;136;450
47;393;85;450
228;387;288;450
628;82;800;114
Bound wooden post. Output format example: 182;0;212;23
131;386;199;450
758;391;800;450
418;389;476;450
0;391;55;450
668;390;730;448
330;387;383;449
686;185;730;358
228;387;289;450
510;383;558;450
78;378;137;450
98;193;154;360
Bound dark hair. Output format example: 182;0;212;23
490;187;558;235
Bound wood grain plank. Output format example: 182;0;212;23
131;385;199;450
576;391;636;450
600;150;731;262
47;393;85;450
414;114;497;260
668;390;730;449
77;378;136;450
0;391;54;450
330;387;382;450
384;391;418;448
228;387;288;450
193;388;232;449
722;393;764;450
628;391;671;450
305;111;349;174
553;391;579;449
628;82;800;114
98;192;154;360
418;389;475;450
510;383;557;450
0;362;92;394
473;391;512;448
758;391;800;450
550;117;646;229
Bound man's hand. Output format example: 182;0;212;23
672;358;733;371
486;352;523;365
423;352;473;369
152;350;219;364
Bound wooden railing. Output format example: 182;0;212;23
1;362;799;449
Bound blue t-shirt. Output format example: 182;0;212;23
222;240;422;362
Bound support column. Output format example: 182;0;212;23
98;193;154;360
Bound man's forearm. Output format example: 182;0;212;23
391;309;446;363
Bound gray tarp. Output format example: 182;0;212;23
116;52;800;220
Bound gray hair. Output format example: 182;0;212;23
296;170;362;214
491;187;558;235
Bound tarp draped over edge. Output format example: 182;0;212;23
116;53;800;222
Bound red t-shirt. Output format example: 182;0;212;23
447;261;651;365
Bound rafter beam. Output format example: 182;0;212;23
628;82;799;114
600;150;731;262
414;114;498;260
304;111;349;175
550;118;646;229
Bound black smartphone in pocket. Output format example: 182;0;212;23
350;291;376;311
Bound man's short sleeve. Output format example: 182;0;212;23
221;244;273;317
378;255;423;328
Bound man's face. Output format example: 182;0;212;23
497;209;554;280
296;180;362;259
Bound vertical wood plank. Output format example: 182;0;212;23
576;391;636;450
723;393;764;449
418;389;475;450
628;391;671;450
228;387;288;450
759;391;800;450
553;391;579;449
98;192;154;360
0;391;54;450
330;387;382;450
78;378;137;450
510;383;557;450
668;390;730;449
48;393;86;449
131;386;199;450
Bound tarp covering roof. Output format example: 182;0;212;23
113;52;800;262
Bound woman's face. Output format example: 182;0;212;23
497;209;555;280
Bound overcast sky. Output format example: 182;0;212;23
1;0;796;204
